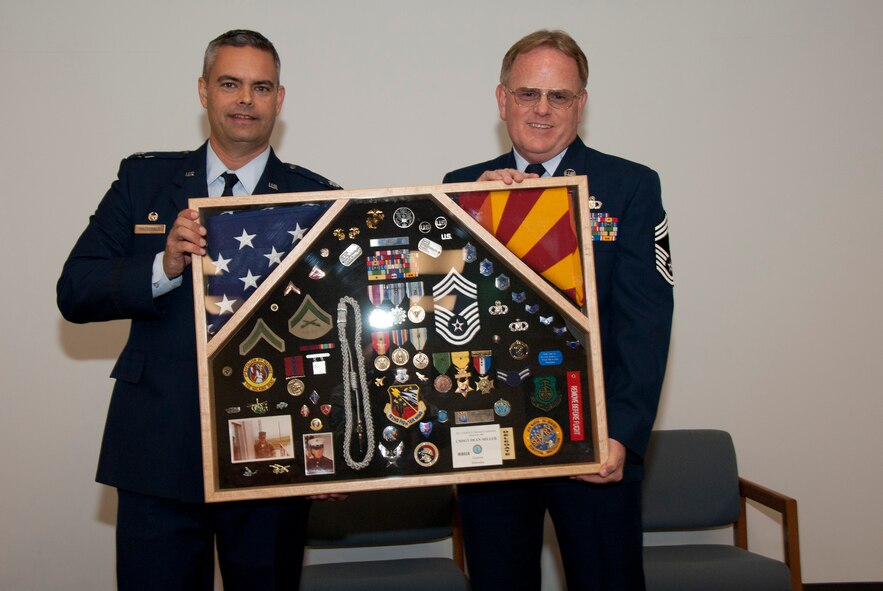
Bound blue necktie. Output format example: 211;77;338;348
221;172;239;196
525;163;546;177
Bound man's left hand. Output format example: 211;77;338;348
571;438;626;484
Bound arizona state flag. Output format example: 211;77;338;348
458;187;584;306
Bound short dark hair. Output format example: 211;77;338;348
500;30;589;89
203;30;281;82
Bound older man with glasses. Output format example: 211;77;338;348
444;29;674;591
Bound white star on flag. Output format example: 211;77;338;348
211;253;232;273
288;223;306;244
216;294;237;315
239;270;261;290
235;229;256;249
264;246;284;267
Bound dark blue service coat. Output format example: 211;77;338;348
57;142;337;502
444;136;673;478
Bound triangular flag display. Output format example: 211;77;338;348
192;180;606;501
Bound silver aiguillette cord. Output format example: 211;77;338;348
337;296;374;469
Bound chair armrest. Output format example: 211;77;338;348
736;477;803;591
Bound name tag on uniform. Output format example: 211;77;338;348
134;224;166;234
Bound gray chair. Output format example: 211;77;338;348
300;485;470;591
642;429;802;591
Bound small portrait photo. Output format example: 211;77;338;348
303;433;335;476
229;416;294;463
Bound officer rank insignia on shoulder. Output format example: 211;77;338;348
285;163;342;190
126;150;190;160
655;214;674;286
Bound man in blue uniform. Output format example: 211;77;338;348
57;30;339;590
444;30;674;590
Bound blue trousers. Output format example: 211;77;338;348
116;489;310;591
457;478;645;591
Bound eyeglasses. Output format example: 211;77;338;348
506;87;583;110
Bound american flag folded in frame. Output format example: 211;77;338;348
191;177;607;501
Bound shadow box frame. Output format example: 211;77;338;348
191;177;608;501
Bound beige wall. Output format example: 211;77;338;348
2;1;881;588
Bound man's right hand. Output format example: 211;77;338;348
163;208;206;280
477;168;540;185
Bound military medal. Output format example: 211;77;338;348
451;351;471;379
367;284;385;311
494;398;511;417
386;282;407;324
410;328;429;369
451;350;473;396
434;374;453;393
408;305;426;323
372;331;391;371
390;329;410;366
471;350;493;376
475;374;495;395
